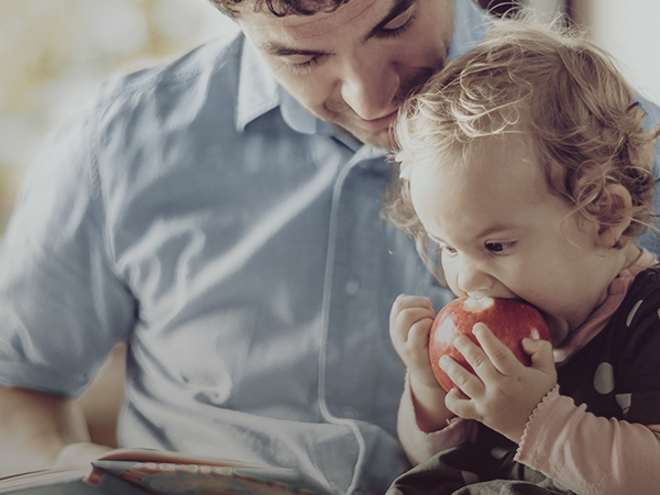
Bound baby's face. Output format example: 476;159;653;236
408;135;612;343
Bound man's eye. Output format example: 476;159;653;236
485;241;515;253
286;55;324;75
378;8;415;38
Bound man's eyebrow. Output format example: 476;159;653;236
259;42;328;58
365;0;417;41
258;0;418;57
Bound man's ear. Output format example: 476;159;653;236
594;184;633;248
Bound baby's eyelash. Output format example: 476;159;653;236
485;241;515;253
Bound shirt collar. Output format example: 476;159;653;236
447;0;491;61
235;35;281;132
236;35;318;135
235;0;490;134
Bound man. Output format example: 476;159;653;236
0;0;657;494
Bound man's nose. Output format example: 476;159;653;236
339;55;400;120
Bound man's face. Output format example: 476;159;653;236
237;0;454;149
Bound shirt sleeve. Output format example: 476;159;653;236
0;108;137;398
516;386;660;495
397;372;478;465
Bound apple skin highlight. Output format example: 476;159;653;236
429;297;552;393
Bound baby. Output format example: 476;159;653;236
386;19;660;495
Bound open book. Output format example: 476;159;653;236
0;448;330;495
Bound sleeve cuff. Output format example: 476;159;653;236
398;371;476;465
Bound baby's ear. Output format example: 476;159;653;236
593;184;633;248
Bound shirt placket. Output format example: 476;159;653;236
317;145;391;495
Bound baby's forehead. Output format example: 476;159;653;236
426;132;539;174
414;132;552;197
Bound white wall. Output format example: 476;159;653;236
569;0;660;104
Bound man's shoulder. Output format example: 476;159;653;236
81;33;250;192
637;95;660;129
96;33;244;112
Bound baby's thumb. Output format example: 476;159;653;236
522;337;554;374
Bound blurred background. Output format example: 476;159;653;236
0;0;658;447
0;0;239;231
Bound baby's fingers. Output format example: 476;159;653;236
390;306;434;344
522;337;556;376
407;317;434;349
389;294;433;330
444;387;479;421
472;323;523;377
439;354;484;399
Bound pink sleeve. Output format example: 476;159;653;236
516;386;660;495
397;372;478;465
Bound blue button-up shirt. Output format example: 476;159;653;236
0;1;658;494
0;2;489;493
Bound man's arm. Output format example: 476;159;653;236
0;385;111;476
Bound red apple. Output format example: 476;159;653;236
429;297;552;392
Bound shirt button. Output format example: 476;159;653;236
344;277;362;295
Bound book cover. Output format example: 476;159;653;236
86;449;330;495
0;449;330;495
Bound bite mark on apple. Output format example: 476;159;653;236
463;297;495;312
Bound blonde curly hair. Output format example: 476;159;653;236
386;18;660;281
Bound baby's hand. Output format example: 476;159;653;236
389;294;437;388
440;322;556;443
390;294;453;431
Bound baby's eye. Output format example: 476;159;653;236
485;241;515;254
